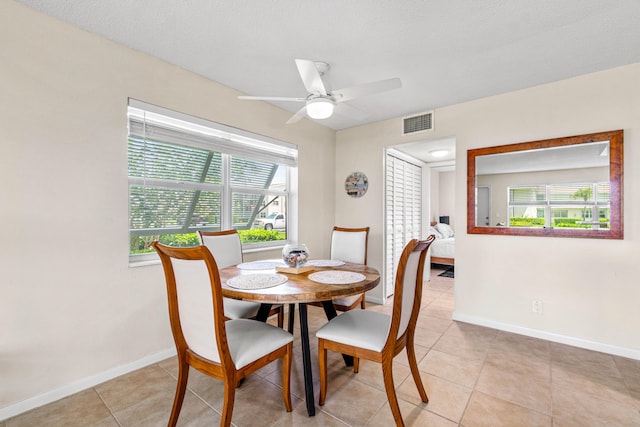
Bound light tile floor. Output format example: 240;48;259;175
5;267;640;426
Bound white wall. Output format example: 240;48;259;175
429;169;440;224
336;62;640;359
1;2;336;417
438;171;456;229
428;169;455;228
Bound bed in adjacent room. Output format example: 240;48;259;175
429;222;455;265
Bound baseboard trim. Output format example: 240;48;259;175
0;348;176;422
452;311;640;361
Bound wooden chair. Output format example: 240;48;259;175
316;235;436;427
327;226;370;311
198;230;284;328
152;242;293;427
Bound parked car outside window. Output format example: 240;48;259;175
254;213;285;230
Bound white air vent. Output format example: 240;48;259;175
403;111;433;135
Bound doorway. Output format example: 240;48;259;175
385;136;456;298
476;186;490;226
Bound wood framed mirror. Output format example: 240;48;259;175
467;130;623;239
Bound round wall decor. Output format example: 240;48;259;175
345;171;368;198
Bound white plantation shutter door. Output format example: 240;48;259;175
385;154;422;297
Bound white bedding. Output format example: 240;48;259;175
428;223;455;263
431;237;455;259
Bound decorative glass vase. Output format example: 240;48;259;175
282;243;310;268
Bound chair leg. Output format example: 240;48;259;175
407;338;429;403
318;341;327;406
221;377;237;427
382;360;404;427
282;343;293;412
353;357;360;373
168;359;189;427
277;307;284;329
360;295;366;309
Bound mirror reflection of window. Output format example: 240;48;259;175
467;130;623;239
507;182;609;230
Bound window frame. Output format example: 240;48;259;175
127;99;298;265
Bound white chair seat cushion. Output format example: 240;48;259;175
316;310;391;353
223;297;260;319
332;294;362;307
226;319;293;369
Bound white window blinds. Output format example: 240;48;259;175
128;106;297;167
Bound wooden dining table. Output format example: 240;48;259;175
218;261;380;416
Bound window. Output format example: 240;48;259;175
127;100;297;263
508;182;610;230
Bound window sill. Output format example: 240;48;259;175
242;243;286;254
129;258;161;268
128;243;286;268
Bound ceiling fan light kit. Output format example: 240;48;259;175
306;98;334;119
238;59;401;124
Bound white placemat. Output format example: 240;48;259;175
306;259;346;267
227;273;288;289
236;260;286;270
308;271;366;285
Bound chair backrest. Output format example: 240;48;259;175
330;226;369;265
386;235;436;347
152;242;230;367
198;230;243;269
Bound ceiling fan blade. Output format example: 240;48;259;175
286;106;308;124
238;95;306;102
295;59;327;96
332;77;401;103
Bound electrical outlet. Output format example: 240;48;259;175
532;299;543;314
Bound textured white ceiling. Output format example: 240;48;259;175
15;0;640;132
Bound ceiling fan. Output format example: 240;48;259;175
238;59;402;124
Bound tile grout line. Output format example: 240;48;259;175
92;387;123;427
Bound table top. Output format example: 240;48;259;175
219;262;380;304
